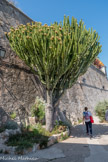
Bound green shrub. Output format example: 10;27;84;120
6;128;49;152
55;120;67;126
95;100;108;122
60;132;68;141
36;123;51;136
10;112;16;119
6;122;68;153
31;97;45;121
4;120;18;130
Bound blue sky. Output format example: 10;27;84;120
16;0;108;73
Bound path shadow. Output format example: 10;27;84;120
70;123;108;138
1;142;108;162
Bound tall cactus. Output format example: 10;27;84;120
5;16;102;131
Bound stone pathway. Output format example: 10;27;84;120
85;137;108;162
0;116;108;162
84;116;108;162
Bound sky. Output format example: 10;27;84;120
16;0;108;73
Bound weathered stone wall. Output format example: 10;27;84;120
0;0;44;123
59;65;108;124
0;0;108;125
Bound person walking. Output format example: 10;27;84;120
83;107;93;138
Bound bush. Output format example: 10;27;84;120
55;120;67;126
60;132;68;141
6;127;49;152
4;120;18;130
31;97;45;122
5;122;68;153
95;100;108;122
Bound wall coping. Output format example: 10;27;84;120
4;0;33;22
90;64;107;78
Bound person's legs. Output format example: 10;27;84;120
85;122;89;134
88;121;92;136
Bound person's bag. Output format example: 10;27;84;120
90;116;94;123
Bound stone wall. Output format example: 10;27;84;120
59;65;108;124
0;0;108;125
0;0;44;123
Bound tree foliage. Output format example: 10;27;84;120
95;100;108;122
5;16;102;106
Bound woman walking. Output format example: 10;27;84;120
83;107;93;138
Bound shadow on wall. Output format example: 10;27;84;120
0;62;45;125
78;82;108;92
0;61;45;98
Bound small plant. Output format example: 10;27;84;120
60;132;68;141
58;121;65;125
10;112;16;120
63;134;68;140
4;120;18;130
55;120;59;126
95;100;108;122
78;119;83;123
60;132;64;140
31;97;45;122
53;120;67;134
55;120;67;126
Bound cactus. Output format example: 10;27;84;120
6;16;102;131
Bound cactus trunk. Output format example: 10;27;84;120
45;90;54;131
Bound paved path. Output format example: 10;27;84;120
84;116;108;162
0;116;108;162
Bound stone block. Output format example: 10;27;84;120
32;143;39;152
